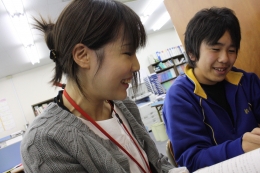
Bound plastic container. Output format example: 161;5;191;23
151;122;168;141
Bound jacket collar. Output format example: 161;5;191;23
184;65;243;99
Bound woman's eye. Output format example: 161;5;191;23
124;52;132;56
212;48;220;51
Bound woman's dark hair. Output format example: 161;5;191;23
184;7;241;68
34;0;146;95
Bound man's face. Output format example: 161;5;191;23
192;31;238;85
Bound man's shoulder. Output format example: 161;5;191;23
168;75;193;91
231;66;255;75
231;66;246;73
231;66;259;80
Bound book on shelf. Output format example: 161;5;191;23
153;46;183;62
158;62;167;69
34;106;44;115
143;74;165;95
161;79;176;91
160;50;169;60
42;103;48;109
156;68;176;83
177;64;186;75
154;66;161;72
32;99;53;116
156;61;174;71
193;148;260;173
165;60;174;67
173;57;186;65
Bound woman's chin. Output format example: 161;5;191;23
110;93;127;101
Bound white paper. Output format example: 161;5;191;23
194;148;260;173
169;167;189;173
0;98;16;131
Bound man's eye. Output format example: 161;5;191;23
229;50;236;53
212;48;220;51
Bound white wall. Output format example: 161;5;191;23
0;28;182;138
0;63;61;138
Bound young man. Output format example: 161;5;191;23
163;7;260;172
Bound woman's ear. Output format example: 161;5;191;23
72;43;91;69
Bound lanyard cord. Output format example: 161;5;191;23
63;89;151;173
106;101;152;173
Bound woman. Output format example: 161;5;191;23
21;0;173;172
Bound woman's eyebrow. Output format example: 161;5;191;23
121;43;131;47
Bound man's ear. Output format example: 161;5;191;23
189;53;196;61
72;43;91;69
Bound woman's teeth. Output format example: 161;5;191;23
121;79;131;84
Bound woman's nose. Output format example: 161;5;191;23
132;54;140;72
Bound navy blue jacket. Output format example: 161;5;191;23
163;65;260;172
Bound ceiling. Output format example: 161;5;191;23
0;0;174;79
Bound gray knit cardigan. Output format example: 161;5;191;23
21;98;173;173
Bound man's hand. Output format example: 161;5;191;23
242;127;260;152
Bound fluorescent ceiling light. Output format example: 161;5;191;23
140;16;149;24
12;14;34;46
152;12;170;31
25;45;40;65
142;0;163;16
2;0;40;65
2;0;24;16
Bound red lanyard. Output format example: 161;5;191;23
63;89;152;173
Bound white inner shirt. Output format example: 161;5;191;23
78;105;149;173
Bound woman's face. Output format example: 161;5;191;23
84;33;140;101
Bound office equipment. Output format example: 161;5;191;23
0;136;12;144
128;82;162;131
0;136;23;172
127;83;149;101
151;100;164;122
138;102;161;131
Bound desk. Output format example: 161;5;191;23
151;100;164;122
11;165;24;173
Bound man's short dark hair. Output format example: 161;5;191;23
184;7;241;68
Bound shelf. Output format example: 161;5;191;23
175;61;187;66
160;77;177;84
155;65;175;73
150;54;184;66
150;57;172;65
171;54;185;59
32;98;53;116
147;51;185;93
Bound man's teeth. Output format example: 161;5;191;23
122;79;131;84
214;68;225;71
